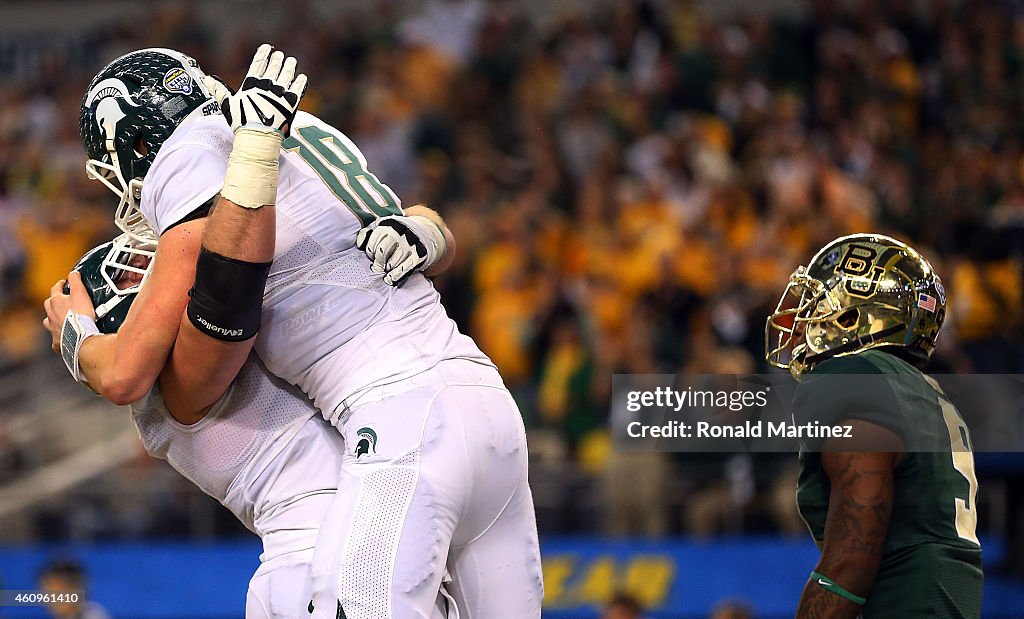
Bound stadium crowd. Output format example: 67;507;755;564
0;0;1022;541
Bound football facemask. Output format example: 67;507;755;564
85;158;154;244
70;234;156;334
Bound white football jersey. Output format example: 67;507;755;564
131;355;344;561
141;111;491;423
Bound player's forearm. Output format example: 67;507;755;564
87;222;207;404
802;448;896;618
79;334;160;405
202;125;281;264
405;204;455;276
77;334;121;401
185;127;279;346
203;196;276;263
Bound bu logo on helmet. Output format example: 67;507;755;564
163;68;194;95
837;244;884;298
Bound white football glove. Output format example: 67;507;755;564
202;43;307;135
356;215;447;286
204;44;307;209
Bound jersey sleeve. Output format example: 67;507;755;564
141;135;231;236
793;353;907;447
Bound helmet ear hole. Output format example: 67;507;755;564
836;308;859;329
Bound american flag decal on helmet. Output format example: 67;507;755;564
918;293;937;313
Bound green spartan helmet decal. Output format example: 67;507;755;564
80;48;213;186
355;427;378;459
65;242;139;334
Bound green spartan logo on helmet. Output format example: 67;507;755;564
355;427;377;459
80;48;212;186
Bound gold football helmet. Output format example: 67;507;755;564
766;233;946;378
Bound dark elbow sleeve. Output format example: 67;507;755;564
186;248;272;342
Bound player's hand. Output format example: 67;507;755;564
356;215;443;286
203;44;307;136
43;273;96;353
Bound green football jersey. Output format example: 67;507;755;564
794;349;983;618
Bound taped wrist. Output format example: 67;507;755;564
221;126;283;209
809;571;867;605
61;311;100;383
404;215;446;268
186;248;272;342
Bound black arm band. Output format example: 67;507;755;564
186;248;272;342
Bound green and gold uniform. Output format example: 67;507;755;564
794;349;983;618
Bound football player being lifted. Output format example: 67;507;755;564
45;45;542;618
766;234;982;619
63;235;456;619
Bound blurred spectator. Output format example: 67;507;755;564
602;592;644;619
603;450;669;537
37;557;111;619
709;598;754;619
1;0;1023;541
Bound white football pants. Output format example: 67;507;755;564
247;553;314;619
247;550;457;618
309;359;543;619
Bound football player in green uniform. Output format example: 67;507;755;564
766;234;983;618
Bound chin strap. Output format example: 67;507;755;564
803;324;907;367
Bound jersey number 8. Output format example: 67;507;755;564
283;124;402;226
